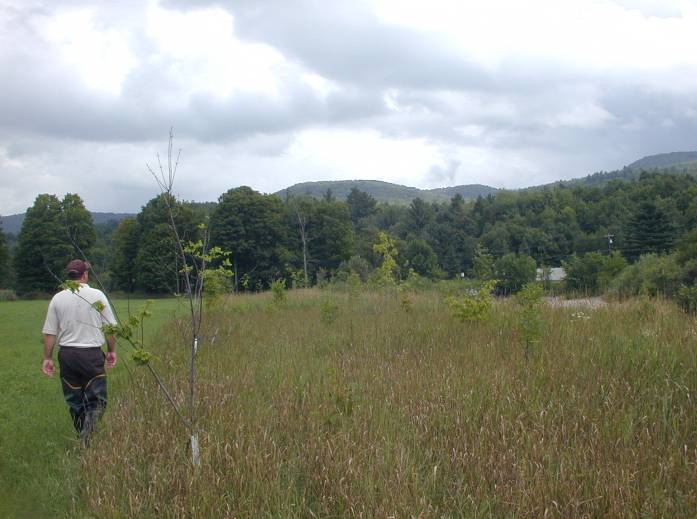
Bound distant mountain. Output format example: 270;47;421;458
627;151;697;170
525;150;697;191
4;152;695;234
0;212;134;236
276;180;499;204
428;184;501;199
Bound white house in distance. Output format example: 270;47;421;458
536;267;566;282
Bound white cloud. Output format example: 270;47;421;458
371;0;697;71
286;129;443;183
37;7;137;95
145;3;286;99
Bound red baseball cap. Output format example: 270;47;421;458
66;259;90;277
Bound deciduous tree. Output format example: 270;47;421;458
111;218;140;292
210;186;288;290
0;221;9;287
14;194;86;294
494;252;536;294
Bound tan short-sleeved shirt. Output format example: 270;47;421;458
42;284;117;348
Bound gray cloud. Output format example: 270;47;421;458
0;0;393;145
428;159;460;185
1;0;697;214
165;0;493;91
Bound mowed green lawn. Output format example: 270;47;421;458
0;297;184;519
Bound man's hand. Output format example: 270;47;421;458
42;358;55;377
43;334;56;377
106;351;117;368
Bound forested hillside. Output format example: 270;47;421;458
276;180;498;204
0;211;134;236
527;151;697;191
628;151;697;170
4;170;696;298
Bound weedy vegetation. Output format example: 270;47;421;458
444;280;497;323
62;288;697;518
516;282;545;360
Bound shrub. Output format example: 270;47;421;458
202;267;233;307
0;289;17;301
563;251;627;295
516;282;544;360
335;255;372;283
289;269;307;289
402;269;433;291
270;278;287;304
610;253;683;298
676;229;697;285
676;285;697;314
315;268;330;289
445;280;496;322
370;232;399;287
494;253;536;294
400;291;413;313
346;272;363;296
437;278;482;298
320;297;339;324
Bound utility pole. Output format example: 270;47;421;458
605;233;614;255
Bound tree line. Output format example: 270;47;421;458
2;171;696;298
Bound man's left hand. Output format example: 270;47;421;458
42;358;55;377
106;351;117;368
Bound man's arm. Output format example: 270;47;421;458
105;335;117;368
42;334;56;377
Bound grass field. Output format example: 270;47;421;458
0;297;185;519
2;289;697;517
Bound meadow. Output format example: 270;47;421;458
0;297;185;519
2;289;697;517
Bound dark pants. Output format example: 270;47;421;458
58;347;107;441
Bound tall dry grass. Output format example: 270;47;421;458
79;290;697;518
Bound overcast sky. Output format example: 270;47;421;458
1;0;697;215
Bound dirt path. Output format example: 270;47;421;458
544;296;608;309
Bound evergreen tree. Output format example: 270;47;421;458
421;195;477;277
346;187;377;225
624;200;677;260
425;220;474;277
323;188;335;202
405;197;435;236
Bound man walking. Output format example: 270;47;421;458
42;259;117;443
